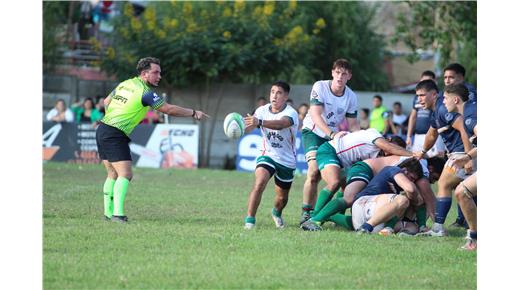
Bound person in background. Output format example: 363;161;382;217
297;103;309;131
252;96;268;115
359;108;370;130
96;95;106;116
369;95;389;134
388;101;408;139
46;98;74;123
141;107;164;124
72;97;103;124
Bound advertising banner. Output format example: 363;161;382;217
235;128;308;174
42;122;199;169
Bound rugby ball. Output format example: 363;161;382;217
223;112;245;139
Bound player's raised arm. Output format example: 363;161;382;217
374;137;413;157
156;103;209;121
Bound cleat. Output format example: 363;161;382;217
271;213;285;229
300;220;322;231
379;227;395;236
111;215;128;223
104;215;112;221
417;223;447;237
357;228;370;235
460;237;477;251
244;222;255;230
299;211;311;225
397;229;416;237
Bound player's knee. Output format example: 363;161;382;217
326;179;341;192
454;184;470;201
307;169;321;184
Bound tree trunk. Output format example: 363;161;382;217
204;82;225;167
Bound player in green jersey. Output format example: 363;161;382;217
96;57;209;223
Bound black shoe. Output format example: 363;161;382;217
111;215;129;223
104;215;112;221
299;211;312;225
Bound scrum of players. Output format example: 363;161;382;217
241;59;477;251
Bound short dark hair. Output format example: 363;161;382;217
443;63;466;77
415;79;438;93
137;57;160;74
272;80;290;94
426;156;446;177
332;58;353;72
362;108;369;115
444;83;470;102
389;135;406;148
421;70;436;79
393;101;402;108
398;158;424;180
373;95;382;102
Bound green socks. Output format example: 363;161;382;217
384;216;398;229
312;197;347;223
416;205;427;228
103;178;116;218
329;213;354;230
313;188;334;216
113;177;130;216
245;216;256;224
272;208;282;217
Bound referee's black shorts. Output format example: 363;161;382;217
96;122;132;162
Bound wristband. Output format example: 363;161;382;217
329;131;335;140
191;109;196;117
258;119;263;127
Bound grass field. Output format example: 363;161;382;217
43;162;476;289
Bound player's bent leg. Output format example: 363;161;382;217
110;160;133;223
428;167;463;235
272;183;290;229
301;156;320;223
366;194;409;234
455;173;477;250
313;165;342;216
245;166;273;223
343;180;369;208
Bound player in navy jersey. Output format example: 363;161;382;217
442;63;477;103
406;71;446;158
442;83;477;250
412;80;472;237
351;158;424;234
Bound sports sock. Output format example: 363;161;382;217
361;222;374;233
384;216;398;229
329;213;354;230
313;188;334;216
334;191;344;199
272;208;282;217
434;197;452;224
245;216;256;224
302;204;313;214
113;177;130;216
469;231;477;240
312;197;347;223
103;178;116;218
416;205;427;228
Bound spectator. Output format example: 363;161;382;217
141;107;164;124
297;103;309;130
95;95;106;116
46;98;74;123
389;101;408;139
369;95;388;133
72;97;103;123
359;108;370;130
252;96;267;115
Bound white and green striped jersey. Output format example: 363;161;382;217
302;80;358;138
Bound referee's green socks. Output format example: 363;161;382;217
113;177;130;217
103;178;116;218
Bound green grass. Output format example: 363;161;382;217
43;162;476;289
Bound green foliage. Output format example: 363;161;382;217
100;1;320;87
393;1;477;86
43;162;476;289
98;1;388;90
43;2;69;71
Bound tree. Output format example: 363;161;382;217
392;1;477;86
97;1;324;167
43;1;69;72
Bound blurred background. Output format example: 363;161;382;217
42;0;477;169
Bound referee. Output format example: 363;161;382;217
96;57;209;223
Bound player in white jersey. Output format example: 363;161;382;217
242;81;299;230
299;58;360;224
308;128;413;226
